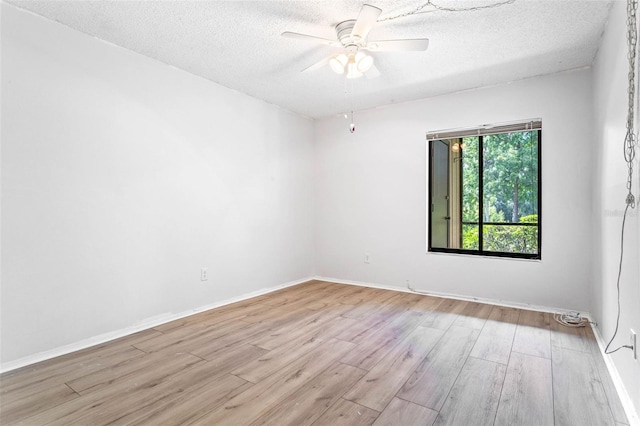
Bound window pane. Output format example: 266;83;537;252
429;140;451;249
462;224;479;250
482;131;538;253
461;136;479;250
483;224;539;254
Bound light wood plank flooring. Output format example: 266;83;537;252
0;280;629;425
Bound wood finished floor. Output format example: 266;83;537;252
0;280;630;425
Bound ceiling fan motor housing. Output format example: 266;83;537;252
336;20;359;46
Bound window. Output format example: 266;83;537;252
427;120;541;259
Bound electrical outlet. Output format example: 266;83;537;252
631;329;637;360
201;267;208;281
364;253;370;264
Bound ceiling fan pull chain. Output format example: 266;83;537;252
350;111;356;134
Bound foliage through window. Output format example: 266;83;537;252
427;121;541;259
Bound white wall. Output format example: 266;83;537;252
592;1;640;414
315;70;594;311
1;4;315;367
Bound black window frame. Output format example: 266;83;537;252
427;127;542;260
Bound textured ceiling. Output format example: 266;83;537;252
8;0;612;118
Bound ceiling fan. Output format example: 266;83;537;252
282;4;429;79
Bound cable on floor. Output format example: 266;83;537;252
553;312;590;328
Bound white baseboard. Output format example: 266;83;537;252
591;325;640;426
0;276;314;374
313;275;589;317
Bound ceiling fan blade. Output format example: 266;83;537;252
351;4;382;41
365;64;380;79
366;38;430;52
281;31;339;47
301;55;333;73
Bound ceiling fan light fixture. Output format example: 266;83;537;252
346;55;363;78
329;53;348;74
355;51;374;73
